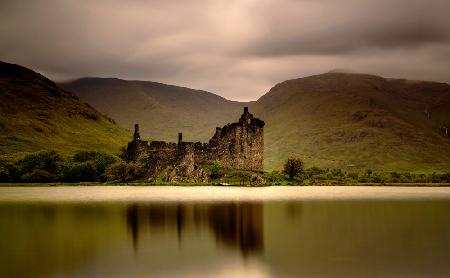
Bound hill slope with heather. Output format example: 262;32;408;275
61;78;250;142
0;61;130;160
253;73;450;171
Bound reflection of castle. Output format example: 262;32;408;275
126;203;264;256
126;107;265;175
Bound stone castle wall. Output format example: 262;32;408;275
127;107;265;176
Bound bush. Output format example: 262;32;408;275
119;146;128;161
73;151;98;163
14;151;64;182
63;161;96;182
105;161;128;182
304;166;325;179
0;161;19;182
263;171;285;182
71;151;118;181
347;172;359;180
210;160;221;179
21;169;56;183
126;162;142;181
369;173;385;183
92;152;119;181
134;153;153;178
283;157;304;179
16;150;63;180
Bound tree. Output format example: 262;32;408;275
283;157;304;179
63;161;96;182
70;151;118;181
16;150;63;182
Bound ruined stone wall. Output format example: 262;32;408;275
127;140;149;161
126;107;265;177
146;141;178;174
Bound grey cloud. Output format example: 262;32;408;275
0;0;449;101
244;0;450;57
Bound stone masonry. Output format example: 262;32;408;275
126;107;265;176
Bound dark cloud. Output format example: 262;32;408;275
244;0;450;56
0;0;449;101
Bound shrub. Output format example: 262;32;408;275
0;161;19;182
389;172;401;182
441;173;450;183
72;151;98;163
92;152;118;181
250;174;265;184
210;159;221;179
263;171;285;182
283;157;304;179
119;146;128;161
71;151;118;181
331;168;345;178
370;173;385;183
63;162;96;182
105;161;128;182
304;166;325;179
16;150;63;180
126;162;141;181
17;150;63;173
135;153;153;178
347;172;359;180
21;169;56;183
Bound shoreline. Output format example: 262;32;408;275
0;185;450;203
1;182;450;187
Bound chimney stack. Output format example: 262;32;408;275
244;107;249;114
178;132;182;143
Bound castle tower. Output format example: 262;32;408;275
127;123;149;161
134;124;141;141
240;106;253;125
209;106;265;171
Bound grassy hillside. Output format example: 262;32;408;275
0;62;130;161
61;78;250;142
62;73;450;172
253;73;450;172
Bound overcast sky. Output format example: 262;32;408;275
1;0;450;101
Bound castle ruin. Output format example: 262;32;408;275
126;107;265;177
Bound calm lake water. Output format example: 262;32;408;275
0;186;449;277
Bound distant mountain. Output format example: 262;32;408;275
0;62;130;160
253;73;450;171
61;78;250;142
62;73;450;172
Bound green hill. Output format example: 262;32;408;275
253;73;450;172
60;78;250;142
0;61;130;160
62;73;450;172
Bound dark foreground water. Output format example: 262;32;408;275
0;186;449;277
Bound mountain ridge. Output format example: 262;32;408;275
7;65;447;172
253;72;450;171
60;77;252;143
64;72;450;171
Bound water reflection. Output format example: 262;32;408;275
126;202;264;256
1;197;450;277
